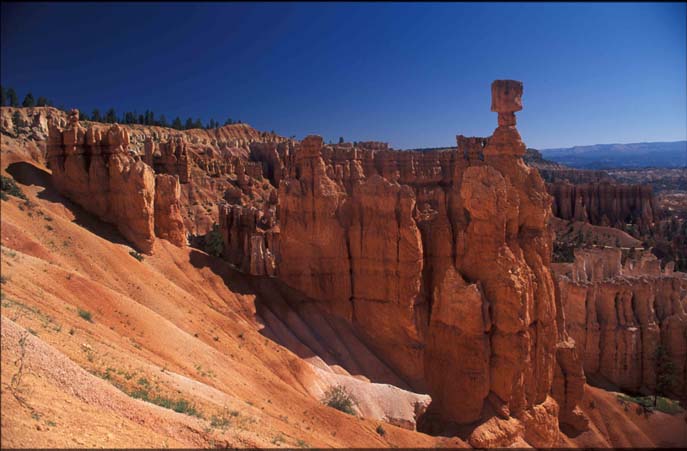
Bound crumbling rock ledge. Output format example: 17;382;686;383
47;110;186;253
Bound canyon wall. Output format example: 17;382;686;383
47;110;185;253
276;81;568;444
548;180;657;234
554;248;687;398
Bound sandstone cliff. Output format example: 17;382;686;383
276;80;566;445
46;110;184;253
548;180;657;234
555;248;687;399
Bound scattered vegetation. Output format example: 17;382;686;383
210;414;230;429
1;175;27;201
1;86;53;108
376;424;386;436
322;385;357;416
616;393;683;415
654;344;677;406
129;250;144;261
77;308;93;322
271;433;285;446
296;439;310;448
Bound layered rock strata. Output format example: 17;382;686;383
277;80;562;444
218;203;279;276
47;110;185;253
555;248;687;398
548;181;657;234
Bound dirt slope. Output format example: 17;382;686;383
1;158;462;448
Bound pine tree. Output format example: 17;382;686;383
194;118;203;129
92;109;102;122
0;86;5;106
172;117;183;130
79;110;89;121
105;108;117;123
36;96;48;106
185;118;194;130
159;115;167;127
225;118;233;125
654;344;676;406
22;93;35;107
7;88;18;107
12;110;22;131
339;137;344;144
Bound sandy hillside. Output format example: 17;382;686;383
2;132;686;448
0;156;464;448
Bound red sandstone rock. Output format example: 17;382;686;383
556;248;687;398
276;81;564;442
548;181;657;234
46;111;190;253
154;174;186;246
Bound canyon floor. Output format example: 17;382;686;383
2;149;686;448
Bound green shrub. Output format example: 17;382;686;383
203;224;224;257
376;424;386;436
77;308;93;322
616;393;684;415
1;175;27;200
129;250;144;261
322;385;357;415
210;415;230;429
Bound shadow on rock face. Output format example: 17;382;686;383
189;248;415;390
6;160;131;248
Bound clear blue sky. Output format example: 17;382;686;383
1;2;685;149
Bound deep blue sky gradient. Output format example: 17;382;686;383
1;2;685;149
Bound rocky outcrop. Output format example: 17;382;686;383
47;110;185;253
218;203;279;276
144;137;190;183
548;180;657;234
277;80;563;444
154;174;186;247
555;248;687;398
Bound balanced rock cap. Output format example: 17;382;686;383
491;80;523;113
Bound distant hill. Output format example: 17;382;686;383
540;141;687;169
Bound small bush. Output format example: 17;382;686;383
210;415;230;429
322;385;357;415
376;424;386;436
203;224;224;257
616;393;684;415
1;175;27;200
129;250;144;261
77;308;93;322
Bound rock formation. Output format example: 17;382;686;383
548;180;657;234
555;248;687;398
277;80;564;444
218;203;279;276
47;110;185;253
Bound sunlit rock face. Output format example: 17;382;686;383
47;109;185;253
556;248;687;399
277;81;564;445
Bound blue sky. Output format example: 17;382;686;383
1;2;685;149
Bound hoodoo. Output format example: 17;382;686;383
275;81;569;445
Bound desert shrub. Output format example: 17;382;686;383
322;385;357;415
129;250;144;261
210;415;230;429
203;224;224;257
1;175;27;200
616;393;683;415
376;424;386;436
77;308;93;322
